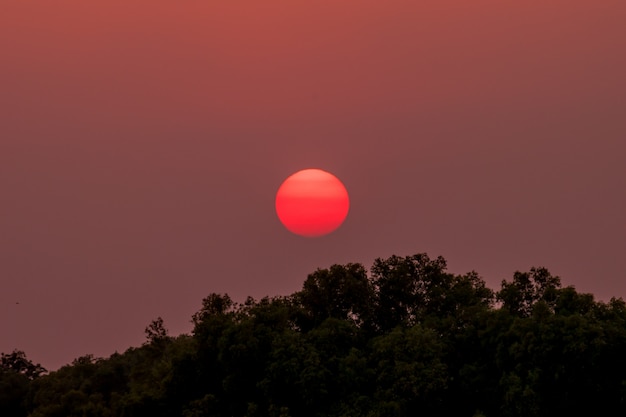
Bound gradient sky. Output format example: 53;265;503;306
1;0;625;370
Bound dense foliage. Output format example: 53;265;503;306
3;253;626;416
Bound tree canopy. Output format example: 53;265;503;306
3;253;626;416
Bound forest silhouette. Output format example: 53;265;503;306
3;253;626;416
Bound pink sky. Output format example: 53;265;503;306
1;0;625;370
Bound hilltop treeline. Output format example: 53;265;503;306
3;253;626;416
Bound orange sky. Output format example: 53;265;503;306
1;0;625;369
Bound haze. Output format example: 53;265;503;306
1;0;624;370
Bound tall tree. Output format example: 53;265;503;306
371;253;451;330
296;263;375;331
497;267;561;317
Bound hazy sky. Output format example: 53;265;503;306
2;1;625;370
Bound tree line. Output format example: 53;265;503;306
3;253;626;416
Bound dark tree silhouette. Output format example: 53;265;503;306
145;316;169;344
1;350;46;380
5;253;626;417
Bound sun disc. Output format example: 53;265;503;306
275;169;349;237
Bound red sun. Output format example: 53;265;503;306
275;169;350;237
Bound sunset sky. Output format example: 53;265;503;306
2;0;625;370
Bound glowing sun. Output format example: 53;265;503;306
275;169;350;237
